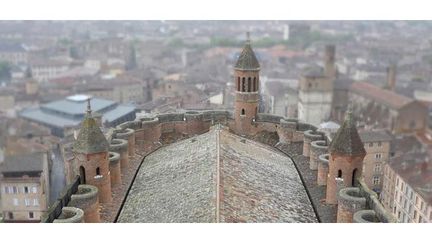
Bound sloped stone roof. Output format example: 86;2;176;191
234;35;260;71
329;109;366;157
73;102;108;154
0;153;45;174
118;127;317;223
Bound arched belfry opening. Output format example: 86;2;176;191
352;168;358;186
79;166;86;184
241;109;245;115
337;169;342;178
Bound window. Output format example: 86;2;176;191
241;77;246;92
378;141;382;147
13;198;19;206
241;109;245;116
25;198;31;206
8;212;13;220
4;186;10;194
414;210;418;220
237;77;240;91
369;142;373;147
33;199;39;206
337;170;342;178
373;176;380;185
29;212;34;219
12;186;18;194
375;153;382;159
31;187;37;194
247;77;252;92
374;164;381;173
420;201;424;212
24;186;29;194
253;77;257;91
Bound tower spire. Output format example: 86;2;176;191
86;97;92;116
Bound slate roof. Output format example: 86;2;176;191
72;102;109;154
118;127;317;223
234;34;260;71
0;153;45;173
329;108;366;156
359;130;392;143
19;95;136;129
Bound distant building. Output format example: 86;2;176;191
359;130;392;193
30;59;70;83
350;81;429;134
19;95;136;137
0;152;50;222
298;45;335;126
382;152;432;223
0;43;28;65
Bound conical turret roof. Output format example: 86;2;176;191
329;107;366;157
234;32;260;71
73;98;109;154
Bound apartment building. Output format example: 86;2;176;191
382;152;432;223
0;152;50;222
359;130;392;193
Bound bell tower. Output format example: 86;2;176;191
73;98;112;203
325;107;366;204
234;32;261;135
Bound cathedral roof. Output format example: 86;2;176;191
118;127;317;223
73;99;108;154
234;33;260;71
329;108;366;157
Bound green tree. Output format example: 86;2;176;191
0;61;11;82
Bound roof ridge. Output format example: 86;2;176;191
215;125;221;223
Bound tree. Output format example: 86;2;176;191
0;61;11;83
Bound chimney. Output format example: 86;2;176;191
324;45;336;78
386;64;397;91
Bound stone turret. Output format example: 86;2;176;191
234;32;261;136
73;98;112;203
326;107;366;204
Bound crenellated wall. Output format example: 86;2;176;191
108;152;122;186
115;128;135;156
109;139;129;169
53;207;84;223
317;154;330;186
310;140;328;170
302;130;324;157
337;187;367;223
353;210;379;223
50;109;393;223
68;185;100;223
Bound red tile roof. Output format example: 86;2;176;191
350;81;413;110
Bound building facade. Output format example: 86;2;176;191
298;45;335;126
359;130;392;193
0;152;50;222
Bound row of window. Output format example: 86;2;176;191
367;141;383;148
11;198;39;207
6;211;35;220
237;77;258;92
3;186;38;194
